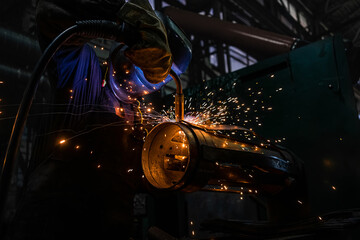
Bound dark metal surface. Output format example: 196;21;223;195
200;208;360;239
202;145;300;176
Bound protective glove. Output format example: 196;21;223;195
36;0;172;84
116;0;173;84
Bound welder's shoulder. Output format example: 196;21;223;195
36;0;125;45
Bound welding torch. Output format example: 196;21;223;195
170;69;184;122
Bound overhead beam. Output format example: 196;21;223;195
235;0;297;36
163;6;299;58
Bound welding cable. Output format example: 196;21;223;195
0;20;126;228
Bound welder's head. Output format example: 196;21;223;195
108;11;192;103
155;10;192;75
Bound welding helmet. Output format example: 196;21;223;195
108;11;192;103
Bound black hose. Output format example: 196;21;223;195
0;20;124;230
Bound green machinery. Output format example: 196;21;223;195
183;35;360;217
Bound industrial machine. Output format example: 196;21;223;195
140;9;360;239
142;121;303;194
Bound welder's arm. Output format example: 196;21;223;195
36;0;172;84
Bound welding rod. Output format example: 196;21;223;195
169;69;184;122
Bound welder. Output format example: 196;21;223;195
6;0;191;239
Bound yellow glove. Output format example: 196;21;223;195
117;0;172;84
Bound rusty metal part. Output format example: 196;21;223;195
163;6;300;57
141;121;302;193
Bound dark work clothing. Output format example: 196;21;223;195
8;45;147;239
6;1;166;239
36;0;172;84
11;113;147;240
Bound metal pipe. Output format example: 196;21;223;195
142;121;303;193
163;6;301;57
